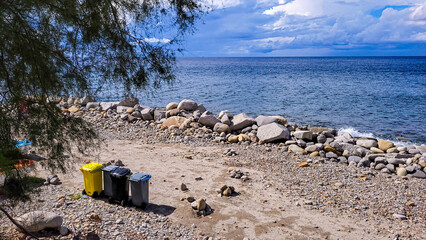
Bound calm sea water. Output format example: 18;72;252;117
98;57;426;144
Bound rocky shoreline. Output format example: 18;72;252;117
62;96;426;180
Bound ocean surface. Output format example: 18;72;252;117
97;57;426;144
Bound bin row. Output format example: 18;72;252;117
80;162;151;208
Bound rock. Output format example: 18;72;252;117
180;183;187;191
59;226;68;235
218;110;233;119
397;168;407;176
68;106;79;113
141;108;154;121
257;122;290;143
131;111;142;118
166;108;180;118
409;170;426;179
370;147;384;153
161;116;186;129
356;138;378;149
16;211;63;232
80;96;95;106
99;102;118;111
298;162;309;167
115;159;124;166
386;164;395;172
221;114;231;125
118;97;139;107
310;151;319;157
381;168;391;174
166;102;178;110
288;144;307;154
117;106;130;113
348;156;361;163
126;107;135;114
230;113;256;131
199;111;220;128
238;134;250;142
154;110;166;121
387;158;406;165
187;196;195;202
335;131;354;143
317;134;327;143
86;102;100;109
393;214;407;220
49;177;60;185
197;198;207;211
386;147;399;153
408;149;420;154
177;99;197;111
305;145;319;153
223;188;232;197
378;139;394;151
375;163;386;170
326;152;338;159
255;115;279;127
228;135;239;143
293;131;313;141
324;146;336;153
405;165;416;173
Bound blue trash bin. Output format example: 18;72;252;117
129;173;151;208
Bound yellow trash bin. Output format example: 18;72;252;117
80;162;103;197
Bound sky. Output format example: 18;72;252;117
179;0;426;56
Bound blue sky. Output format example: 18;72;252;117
179;0;426;56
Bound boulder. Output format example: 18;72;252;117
378;139;394;151
118;97;139;107
356;138;378;149
409;170;426;179
227;135;239;143
348;156;361;163
68;106;79;113
100;102;118;111
305;145;319;153
229;113;256;131
199;111;220;128
177;99;197;111
221;114;231;125
195;104;207;113
387;158;406;165
166;108;180;118
16;211;63;232
141;108;154;121
213;123;230;133
317;134;327;143
255;115;279;127
293;131;313;141
218;110;233;119
238;134;250;142
288;144;307;154
397;168;407;176
166;102;178;110
326;152;338;159
80;96;95;106
335;131;354;143
86;102;100;109
196;198;206;211
126;107;135;114
161;116;187;129
154;110;166;121
370;147;384;153
270;116;287;125
257;122;290;143
117;106;130;113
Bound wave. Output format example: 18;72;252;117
338;127;415;146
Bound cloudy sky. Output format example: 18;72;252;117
180;0;426;56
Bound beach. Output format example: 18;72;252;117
1;97;425;240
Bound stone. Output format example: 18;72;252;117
161;116;187;129
180;183;187;191
199;111;220;128
408;149;420;154
177;99;197;111
80;96;95;106
166;102;179;110
223;188;232;197
154;110;166;121
197;198;207;211
375;163;386;170
335;131;354;143
221;114;231;125
229;113;256;131
397;168;407;176
118;97;139;107
298;162;309;167
381;168;391;174
393;214;407;220
141;108;154;121
378;139;394;151
257;122;290;143
187;196;195;202
131;111;142;118
86;102;100;109
356;138;378;149
126;107;135;114
409;170;426;179
228;135;239;143
255;115;279;127
324;146;336;153
59;226;68;235
310;151;319;157
405;165;415;173
348;156;361;163
326;152;338;159
419;160;426;168
213;123;230;133
288;144;307;154
317;134;327;143
218;110;233;119
117;106;130;113
370;147;384;153
238;134;250;142
386;164;395;172
305;145;319;153
49;177;60;185
68;106;79;113
293;131;313;141
386;147;399;153
16;211;63;232
387;158;406;165
99;102;118;111
166;108;180;118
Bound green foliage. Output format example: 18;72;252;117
0;0;202;199
0;174;45;201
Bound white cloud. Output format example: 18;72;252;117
201;0;242;9
252;36;295;48
143;38;171;43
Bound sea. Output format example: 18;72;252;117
97;57;426;144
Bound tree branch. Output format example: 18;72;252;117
0;205;39;239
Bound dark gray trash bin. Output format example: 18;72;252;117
102;165;118;197
129;173;151;208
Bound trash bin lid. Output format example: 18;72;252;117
129;173;151;182
80;162;103;172
102;165;119;172
111;167;131;178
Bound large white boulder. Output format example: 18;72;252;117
257;122;290;143
293;130;313;141
16;211;63;232
199;111;220;128
230;113;256;131
177;99;198;111
255;115;279;127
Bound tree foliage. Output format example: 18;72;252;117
0;0;202;176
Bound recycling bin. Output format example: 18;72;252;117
102;165;118;198
129;173;151;208
109;167;131;206
80;162;103;197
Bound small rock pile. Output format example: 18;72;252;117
44;174;61;185
227;167;249;181
190;198;214;216
216;184;235;197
